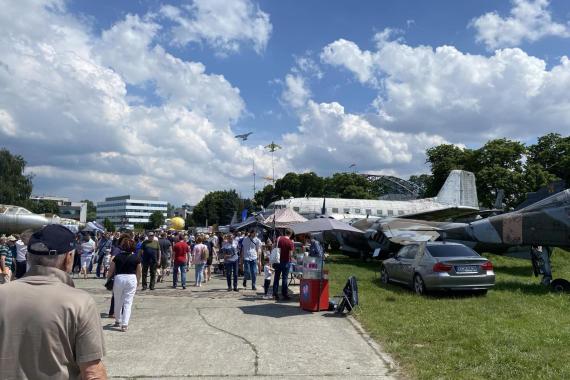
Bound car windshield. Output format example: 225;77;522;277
427;245;480;258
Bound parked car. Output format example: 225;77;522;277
380;242;495;295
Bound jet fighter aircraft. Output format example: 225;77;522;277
347;189;570;290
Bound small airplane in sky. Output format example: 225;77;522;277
235;132;253;141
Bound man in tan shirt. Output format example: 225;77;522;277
0;225;107;379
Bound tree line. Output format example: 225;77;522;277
2;132;568;227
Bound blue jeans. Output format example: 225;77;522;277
273;262;290;297
243;260;257;288
195;263;205;285
173;263;187;287
225;260;238;289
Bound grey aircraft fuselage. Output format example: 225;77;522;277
0;205;62;234
343;189;570;258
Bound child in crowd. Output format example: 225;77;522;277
102;250;112;278
263;256;274;299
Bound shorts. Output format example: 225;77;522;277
81;255;92;269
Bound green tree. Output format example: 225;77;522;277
0;148;34;206
102;218;116;232
80;199;97;221
192;190;241;226
425;144;472;197
147;211;165;229
527;133;570;183
27;200;60;215
325;173;373;198
408;174;432;198
471;139;527;208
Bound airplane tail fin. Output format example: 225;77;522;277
436;170;479;208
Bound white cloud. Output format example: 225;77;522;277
160;0;272;55
0;0;274;205
282;101;447;175
320;39;377;85
319;35;570;144
281;74;311;109
471;0;570;50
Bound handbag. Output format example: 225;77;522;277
104;253;126;291
104;276;114;291
269;237;281;265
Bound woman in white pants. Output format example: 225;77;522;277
107;238;141;332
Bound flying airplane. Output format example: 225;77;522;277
235;132;253;141
345;189;570;291
268;170;479;220
0;204;83;234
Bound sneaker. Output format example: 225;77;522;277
141;287;147;291
252;286;257;291
172;285;177;289
283;295;291;301
182;286;186;290
114;321;121;327
274;295;280;301
243;280;246;287
233;288;239;292
227;288;232;291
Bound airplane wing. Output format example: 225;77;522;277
398;206;480;222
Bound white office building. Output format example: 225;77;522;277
96;195;167;227
30;195;87;223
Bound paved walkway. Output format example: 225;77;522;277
76;269;398;379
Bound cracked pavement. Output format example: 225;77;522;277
77;270;397;379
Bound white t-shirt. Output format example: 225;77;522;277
15;240;27;262
263;264;272;280
242;236;261;261
81;239;96;257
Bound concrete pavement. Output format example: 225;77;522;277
76;269;398;379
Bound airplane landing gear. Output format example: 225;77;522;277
550;279;570;293
530;246;569;293
530;245;552;286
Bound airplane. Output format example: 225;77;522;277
345;189;570;291
235;132;253;141
268;170;480;220
0;204;83;234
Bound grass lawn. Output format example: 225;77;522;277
326;249;570;380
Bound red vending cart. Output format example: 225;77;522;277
300;256;329;312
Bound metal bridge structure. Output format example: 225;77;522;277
359;174;422;199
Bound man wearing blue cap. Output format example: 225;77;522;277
0;224;107;379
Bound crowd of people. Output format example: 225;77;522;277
0;226;323;333
0;224;325;378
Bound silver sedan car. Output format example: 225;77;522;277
380;242;495;295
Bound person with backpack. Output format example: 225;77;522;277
192;236;208;287
241;229;262;291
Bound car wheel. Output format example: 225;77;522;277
413;274;427;296
380;266;390;284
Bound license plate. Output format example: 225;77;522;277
455;265;478;273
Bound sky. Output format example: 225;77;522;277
1;0;570;205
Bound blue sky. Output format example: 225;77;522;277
1;0;570;204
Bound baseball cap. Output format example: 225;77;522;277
7;235;17;242
28;225;76;256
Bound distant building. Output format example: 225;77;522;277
96;195;167;228
29;195;87;223
170;204;194;220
